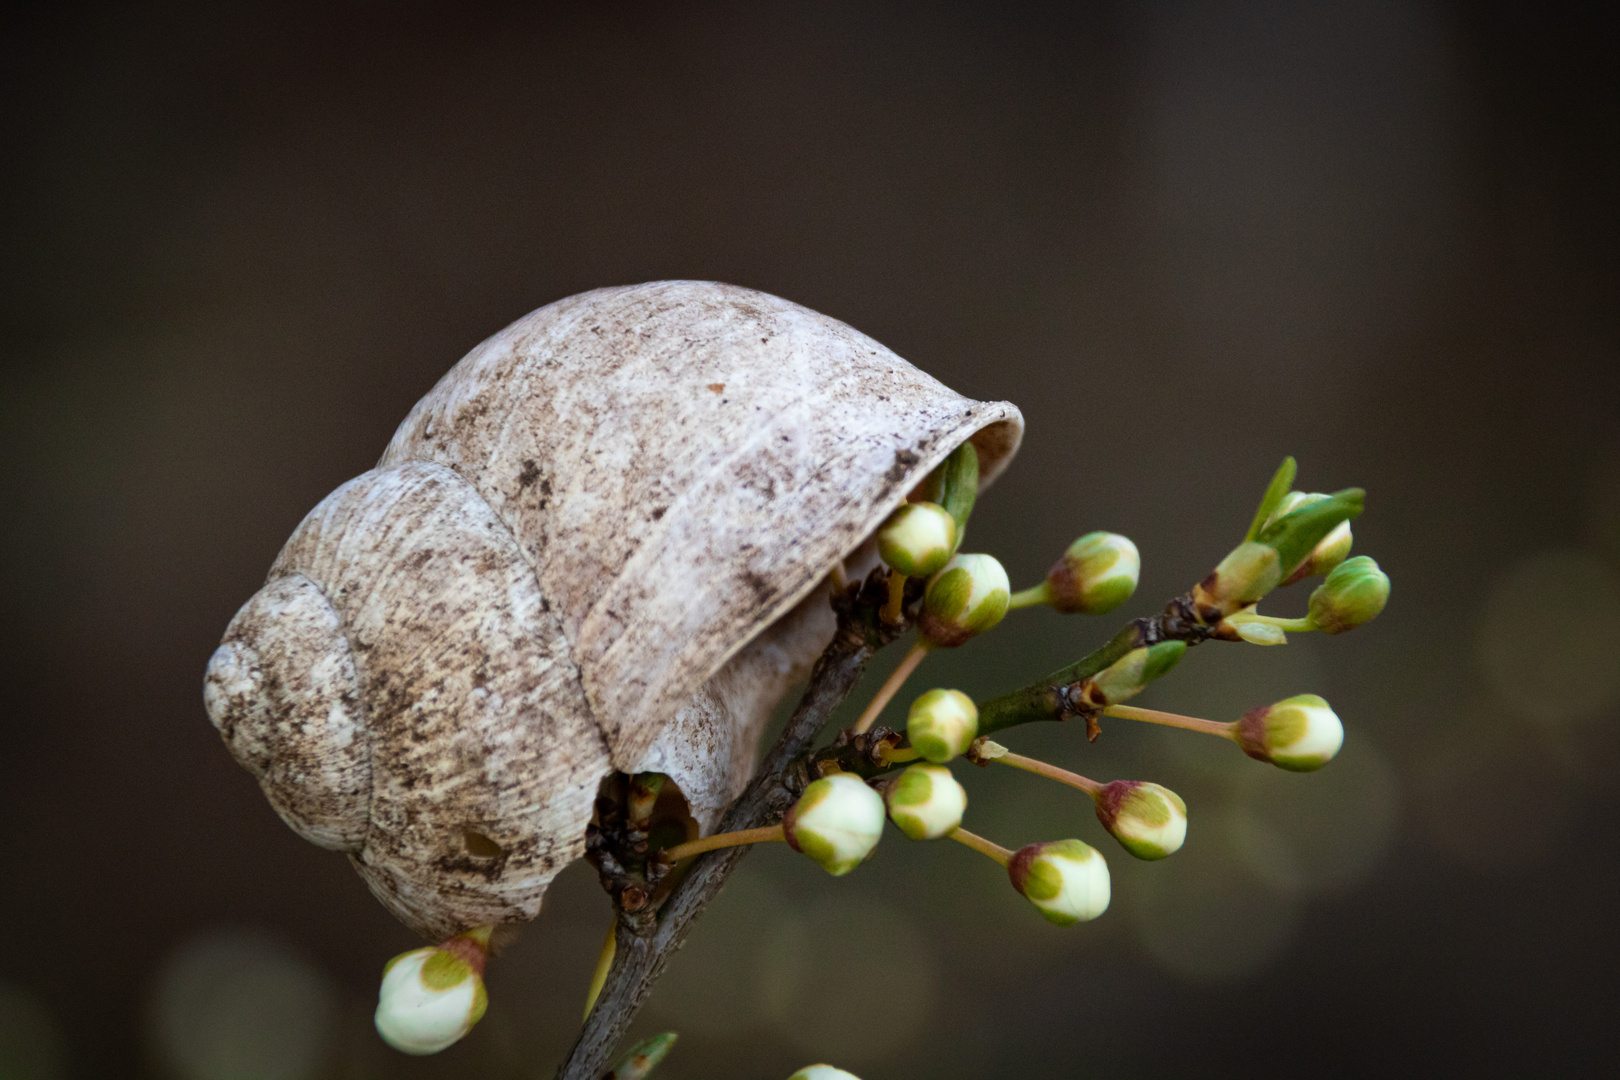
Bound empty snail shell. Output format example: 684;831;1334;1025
204;280;1024;939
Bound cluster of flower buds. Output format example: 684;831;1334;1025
1008;839;1111;925
783;773;886;875
884;764;967;840
1199;485;1364;618
1234;693;1344;771
374;928;491;1054
1093;780;1188;860
906;688;979;762
918;553;1011;647
1022;531;1141;615
1307;555;1390;634
876;501;958;578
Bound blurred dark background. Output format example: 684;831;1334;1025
2;1;1618;1077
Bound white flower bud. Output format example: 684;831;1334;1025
877;501;958;578
784;773;886;875
1046;531;1140;615
374;937;489;1055
918;553;1010;648
885;764;967;840
789;1067;863;1080
1093;780;1187;860
906;688;979;763
1235;693;1344;772
1008;839;1111;925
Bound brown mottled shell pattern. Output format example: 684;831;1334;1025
204;281;1023;939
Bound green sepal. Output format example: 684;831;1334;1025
1245;456;1298;542
936;442;980;550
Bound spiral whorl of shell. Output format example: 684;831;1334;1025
205;281;1023;939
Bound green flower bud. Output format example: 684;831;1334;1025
784;773;885;875
1088;641;1186;706
789;1067;863;1080
885;764;967;840
1046;532;1140;615
1235;693;1344;771
1307;555;1389;634
374;932;490;1055
906;688;979;763
917;553;1010;648
876;501;958;578
1007;839;1111;925
1093;780;1187;860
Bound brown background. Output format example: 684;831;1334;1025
2;2;1618;1077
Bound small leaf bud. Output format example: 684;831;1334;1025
918;553;1011;647
1203;541;1283;610
1235;693;1344;771
789;1067;863;1080
1046;531;1140;615
374;931;490;1055
1093;780;1187;860
876;501;958;578
783;773;885;875
1007;839;1111;925
885;764;968;840
1088;641;1186;706
1307;555;1390;634
906;688;979;763
1224;615;1287;645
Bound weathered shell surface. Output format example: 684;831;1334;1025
206;281;1023;938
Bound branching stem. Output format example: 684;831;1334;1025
949;826;1013;866
1103;704;1234;739
661;825;784;862
850;642;928;735
992;750;1102;796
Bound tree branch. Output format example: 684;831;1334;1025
555;621;876;1080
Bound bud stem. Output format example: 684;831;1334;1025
583;922;617;1021
948;826;1013;866
877;744;921;765
850;642;930;735
881;571;909;625
1007;583;1051;611
1103;704;1235;740
990;750;1103;796
661;824;786;861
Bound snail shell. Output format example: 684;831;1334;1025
205;281;1023;939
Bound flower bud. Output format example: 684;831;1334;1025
1007;839;1111;925
1235;693;1344;771
876;501;958;578
917;553;1010;647
885;764;967;840
374;931;490;1055
1267;492;1354;584
1093;781;1187;860
906;688;979;763
784;773;885;875
1087;641;1186;706
789;1067;863;1080
1307;555;1389;634
1046;531;1140;615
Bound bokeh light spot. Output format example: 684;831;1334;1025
1478;549;1620;724
146;927;337;1080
